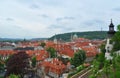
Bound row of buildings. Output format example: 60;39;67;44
0;36;103;78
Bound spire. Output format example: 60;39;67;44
54;34;57;44
109;19;114;27
111;19;112;23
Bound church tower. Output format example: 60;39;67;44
107;19;116;38
72;33;78;41
105;19;116;60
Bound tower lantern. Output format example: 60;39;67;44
107;19;116;38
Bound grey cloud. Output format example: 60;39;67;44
30;4;40;9
94;20;104;24
49;24;62;29
83;19;104;26
64;17;75;19
113;7;120;11
56;18;62;21
62;27;73;31
38;14;49;18
49;24;73;31
56;16;75;21
6;18;14;21
0;25;34;38
38;0;63;6
83;21;94;26
17;0;34;4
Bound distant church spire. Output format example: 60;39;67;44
54;34;57;44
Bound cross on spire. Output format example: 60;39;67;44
111;19;113;23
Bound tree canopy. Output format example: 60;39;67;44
112;25;120;52
40;42;46;48
47;47;56;58
49;31;107;41
4;52;30;78
0;56;4;72
32;56;36;67
70;50;86;67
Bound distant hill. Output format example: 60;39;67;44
0;38;22;42
49;31;107;41
0;38;48;42
0;31;107;42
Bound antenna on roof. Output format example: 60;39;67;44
101;27;103;32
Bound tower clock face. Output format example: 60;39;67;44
110;27;113;31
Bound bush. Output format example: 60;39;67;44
68;71;77;78
8;74;20;78
68;65;85;78
89;75;96;78
115;71;120;78
76;65;84;72
0;76;4;78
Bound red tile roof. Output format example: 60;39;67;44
0;50;15;56
41;58;66;75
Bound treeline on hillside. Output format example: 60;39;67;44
0;38;47;42
0;38;23;42
49;31;107;41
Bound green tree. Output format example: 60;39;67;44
114;55;120;78
100;43;106;54
102;60;111;78
89;52;105;78
47;47;56;58
32;56;36;67
91;60;99;78
0;57;4;72
112;25;120;52
110;53;117;78
90;52;120;78
70;50;86;67
40;42;46;48
97;52;105;69
8;74;20;78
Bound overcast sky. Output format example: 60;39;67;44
0;0;120;38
